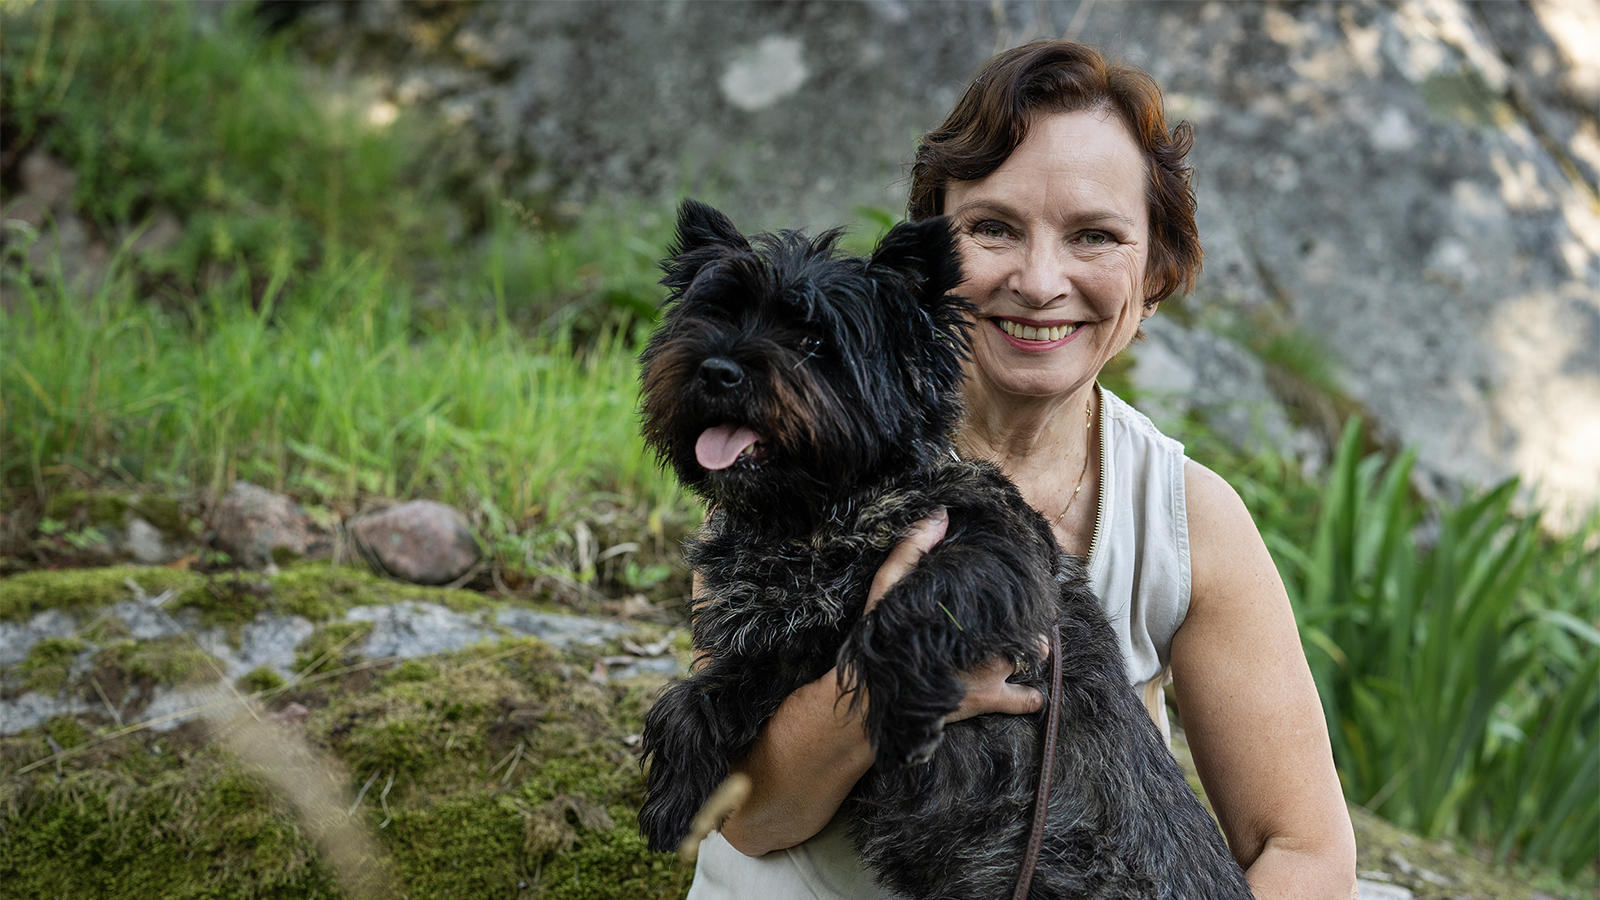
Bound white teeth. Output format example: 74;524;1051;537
1001;320;1079;342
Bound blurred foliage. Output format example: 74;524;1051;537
1194;421;1599;876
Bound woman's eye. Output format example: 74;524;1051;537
974;221;1009;240
1082;231;1110;245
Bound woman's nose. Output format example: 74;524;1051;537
1008;244;1070;307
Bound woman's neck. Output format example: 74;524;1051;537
956;380;1103;556
956;382;1098;475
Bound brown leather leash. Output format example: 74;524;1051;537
1012;620;1063;900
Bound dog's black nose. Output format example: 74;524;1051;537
698;357;744;392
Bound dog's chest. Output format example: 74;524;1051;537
688;496;929;658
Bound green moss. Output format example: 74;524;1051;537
238;666;286;693
168;572;277;632
40;490;188;538
44;490;130;527
44;715;91;750
17;637;87;694
0;566;204;620
0;738;343;899
272;564;391;619
385;795;529;897
1;634;690;900
1421;68;1514;129
293;621;371;675
129;494;186;537
156;563;501;636
538;808;687;900
94;637;226;689
272;562;498;620
383;659;437;684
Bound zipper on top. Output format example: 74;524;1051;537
1086;381;1108;565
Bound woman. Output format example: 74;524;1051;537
688;41;1356;899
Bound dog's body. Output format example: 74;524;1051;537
637;200;1252;899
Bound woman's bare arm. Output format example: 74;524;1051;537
713;510;1045;856
1174;461;1357;899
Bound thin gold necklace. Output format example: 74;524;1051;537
1051;392;1095;528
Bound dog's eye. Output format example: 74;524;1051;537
800;336;824;354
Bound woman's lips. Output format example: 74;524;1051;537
992;317;1084;350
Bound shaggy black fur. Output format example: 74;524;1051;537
637;199;1253;899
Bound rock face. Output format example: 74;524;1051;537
296;0;1598;523
349;500;480;585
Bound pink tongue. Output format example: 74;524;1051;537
695;425;761;470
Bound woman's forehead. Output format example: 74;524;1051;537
947;111;1148;222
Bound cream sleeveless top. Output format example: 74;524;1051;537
685;387;1192;900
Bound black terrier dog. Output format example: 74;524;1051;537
637;200;1252;899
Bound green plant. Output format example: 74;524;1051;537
1284;421;1598;873
237;666;287;693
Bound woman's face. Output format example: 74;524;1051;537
944;109;1152;405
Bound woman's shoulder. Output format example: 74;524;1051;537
1099;386;1186;462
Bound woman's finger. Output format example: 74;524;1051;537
865;508;949;612
946;656;1043;723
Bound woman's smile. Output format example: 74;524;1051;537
994;317;1086;349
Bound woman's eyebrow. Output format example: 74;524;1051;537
948;199;1020;219
1068;209;1137;227
949;200;1136;229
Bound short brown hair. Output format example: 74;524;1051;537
909;41;1201;305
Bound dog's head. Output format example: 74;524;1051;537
639;200;971;522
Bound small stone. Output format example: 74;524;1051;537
268;702;311;725
211;481;317;568
124;516;169;564
349;501;480;585
16;151;78;218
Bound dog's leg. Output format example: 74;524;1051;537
639;654;816;852
639;673;733;852
841;600;966;767
838;507;1058;768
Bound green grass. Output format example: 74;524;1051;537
2;0;696;578
1;255;689;536
2;0;443;284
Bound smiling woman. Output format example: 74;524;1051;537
688;41;1358;900
945;111;1153;431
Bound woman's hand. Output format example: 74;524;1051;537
866;508;1045;723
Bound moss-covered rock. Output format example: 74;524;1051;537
0;566;205;620
2;636;688;900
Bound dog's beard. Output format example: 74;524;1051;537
640;335;911;520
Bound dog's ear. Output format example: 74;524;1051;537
867;216;965;312
869;216;974;410
662;200;751;294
